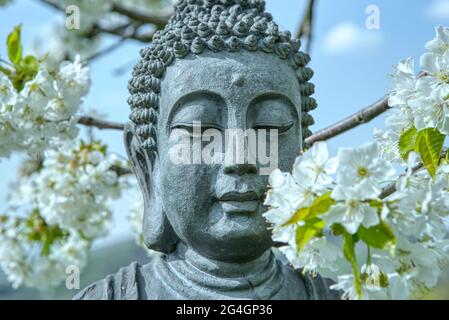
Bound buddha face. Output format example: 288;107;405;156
152;50;302;263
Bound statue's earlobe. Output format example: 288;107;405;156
123;122;179;254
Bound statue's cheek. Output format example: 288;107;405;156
276;132;302;171
159;162;216;205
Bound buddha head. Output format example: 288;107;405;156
124;0;316;263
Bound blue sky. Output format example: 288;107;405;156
1;0;448;246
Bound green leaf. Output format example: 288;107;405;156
331;223;345;236
398;126;418;161
295;218;325;253
7;25;23;65
284;192;335;226
41;232;52;256
0;64;12;76
415;128;446;177
368;199;384;211
9;55;40;92
309;192;335;217
20;55;39;75
358;222;396;249
343;231;362;298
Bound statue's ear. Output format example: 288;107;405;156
124;122;179;253
124;122;152;201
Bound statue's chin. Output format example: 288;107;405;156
165;201;272;262
191;241;272;264
193;223;273;263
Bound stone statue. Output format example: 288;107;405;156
74;0;341;300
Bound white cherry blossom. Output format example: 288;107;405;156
333;142;396;199
324;188;379;234
373;128;400;163
292;141;338;187
281;237;342;275
425;26;449;56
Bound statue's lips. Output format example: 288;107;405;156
217;191;261;214
217;191;261;201
220;201;259;214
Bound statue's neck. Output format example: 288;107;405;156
181;244;273;279
155;243;284;299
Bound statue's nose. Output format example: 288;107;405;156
223;163;258;175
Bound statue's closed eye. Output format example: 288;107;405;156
253;121;294;135
171;122;223;137
247;96;299;136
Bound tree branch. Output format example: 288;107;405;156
296;0;316;53
379;164;422;199
83;35;128;63
36;0;61;11
111;164;132;177
380;150;448;199
91;23;156;43
36;0;163;43
37;0;172;27
305;95;390;147
78;116;124;131
305;72;429;147
83;23;157;62
111;3;171;29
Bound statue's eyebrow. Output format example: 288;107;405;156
247;92;302;125
167;91;226;132
248;92;300;120
169;91;225;113
249;92;297;109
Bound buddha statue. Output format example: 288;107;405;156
74;0;341;300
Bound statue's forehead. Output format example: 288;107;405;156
160;51;300;109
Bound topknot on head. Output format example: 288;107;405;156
175;0;265;13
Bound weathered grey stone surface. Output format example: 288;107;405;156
74;245;339;300
74;0;341;300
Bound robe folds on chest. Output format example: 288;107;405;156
74;252;341;300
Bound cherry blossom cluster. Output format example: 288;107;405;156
0;24;133;290
0;55;90;158
0;212;89;289
265;141;449;300
0;141;128;289
43;0;176;61
375;26;449;164
265;26;449;300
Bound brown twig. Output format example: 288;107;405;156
305;95;390;147
297;0;316;53
83;36;129;63
36;0;165;43
111;164;132;177
83;23;157;62
304;72;429;147
37;0;61;11
380;150;448;199
93;24;155;43
38;0;171;27
78;116;124;131
111;3;171;29
379;164;423;199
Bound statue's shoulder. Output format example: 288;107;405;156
280;263;342;300
301;271;342;300
73;261;143;300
